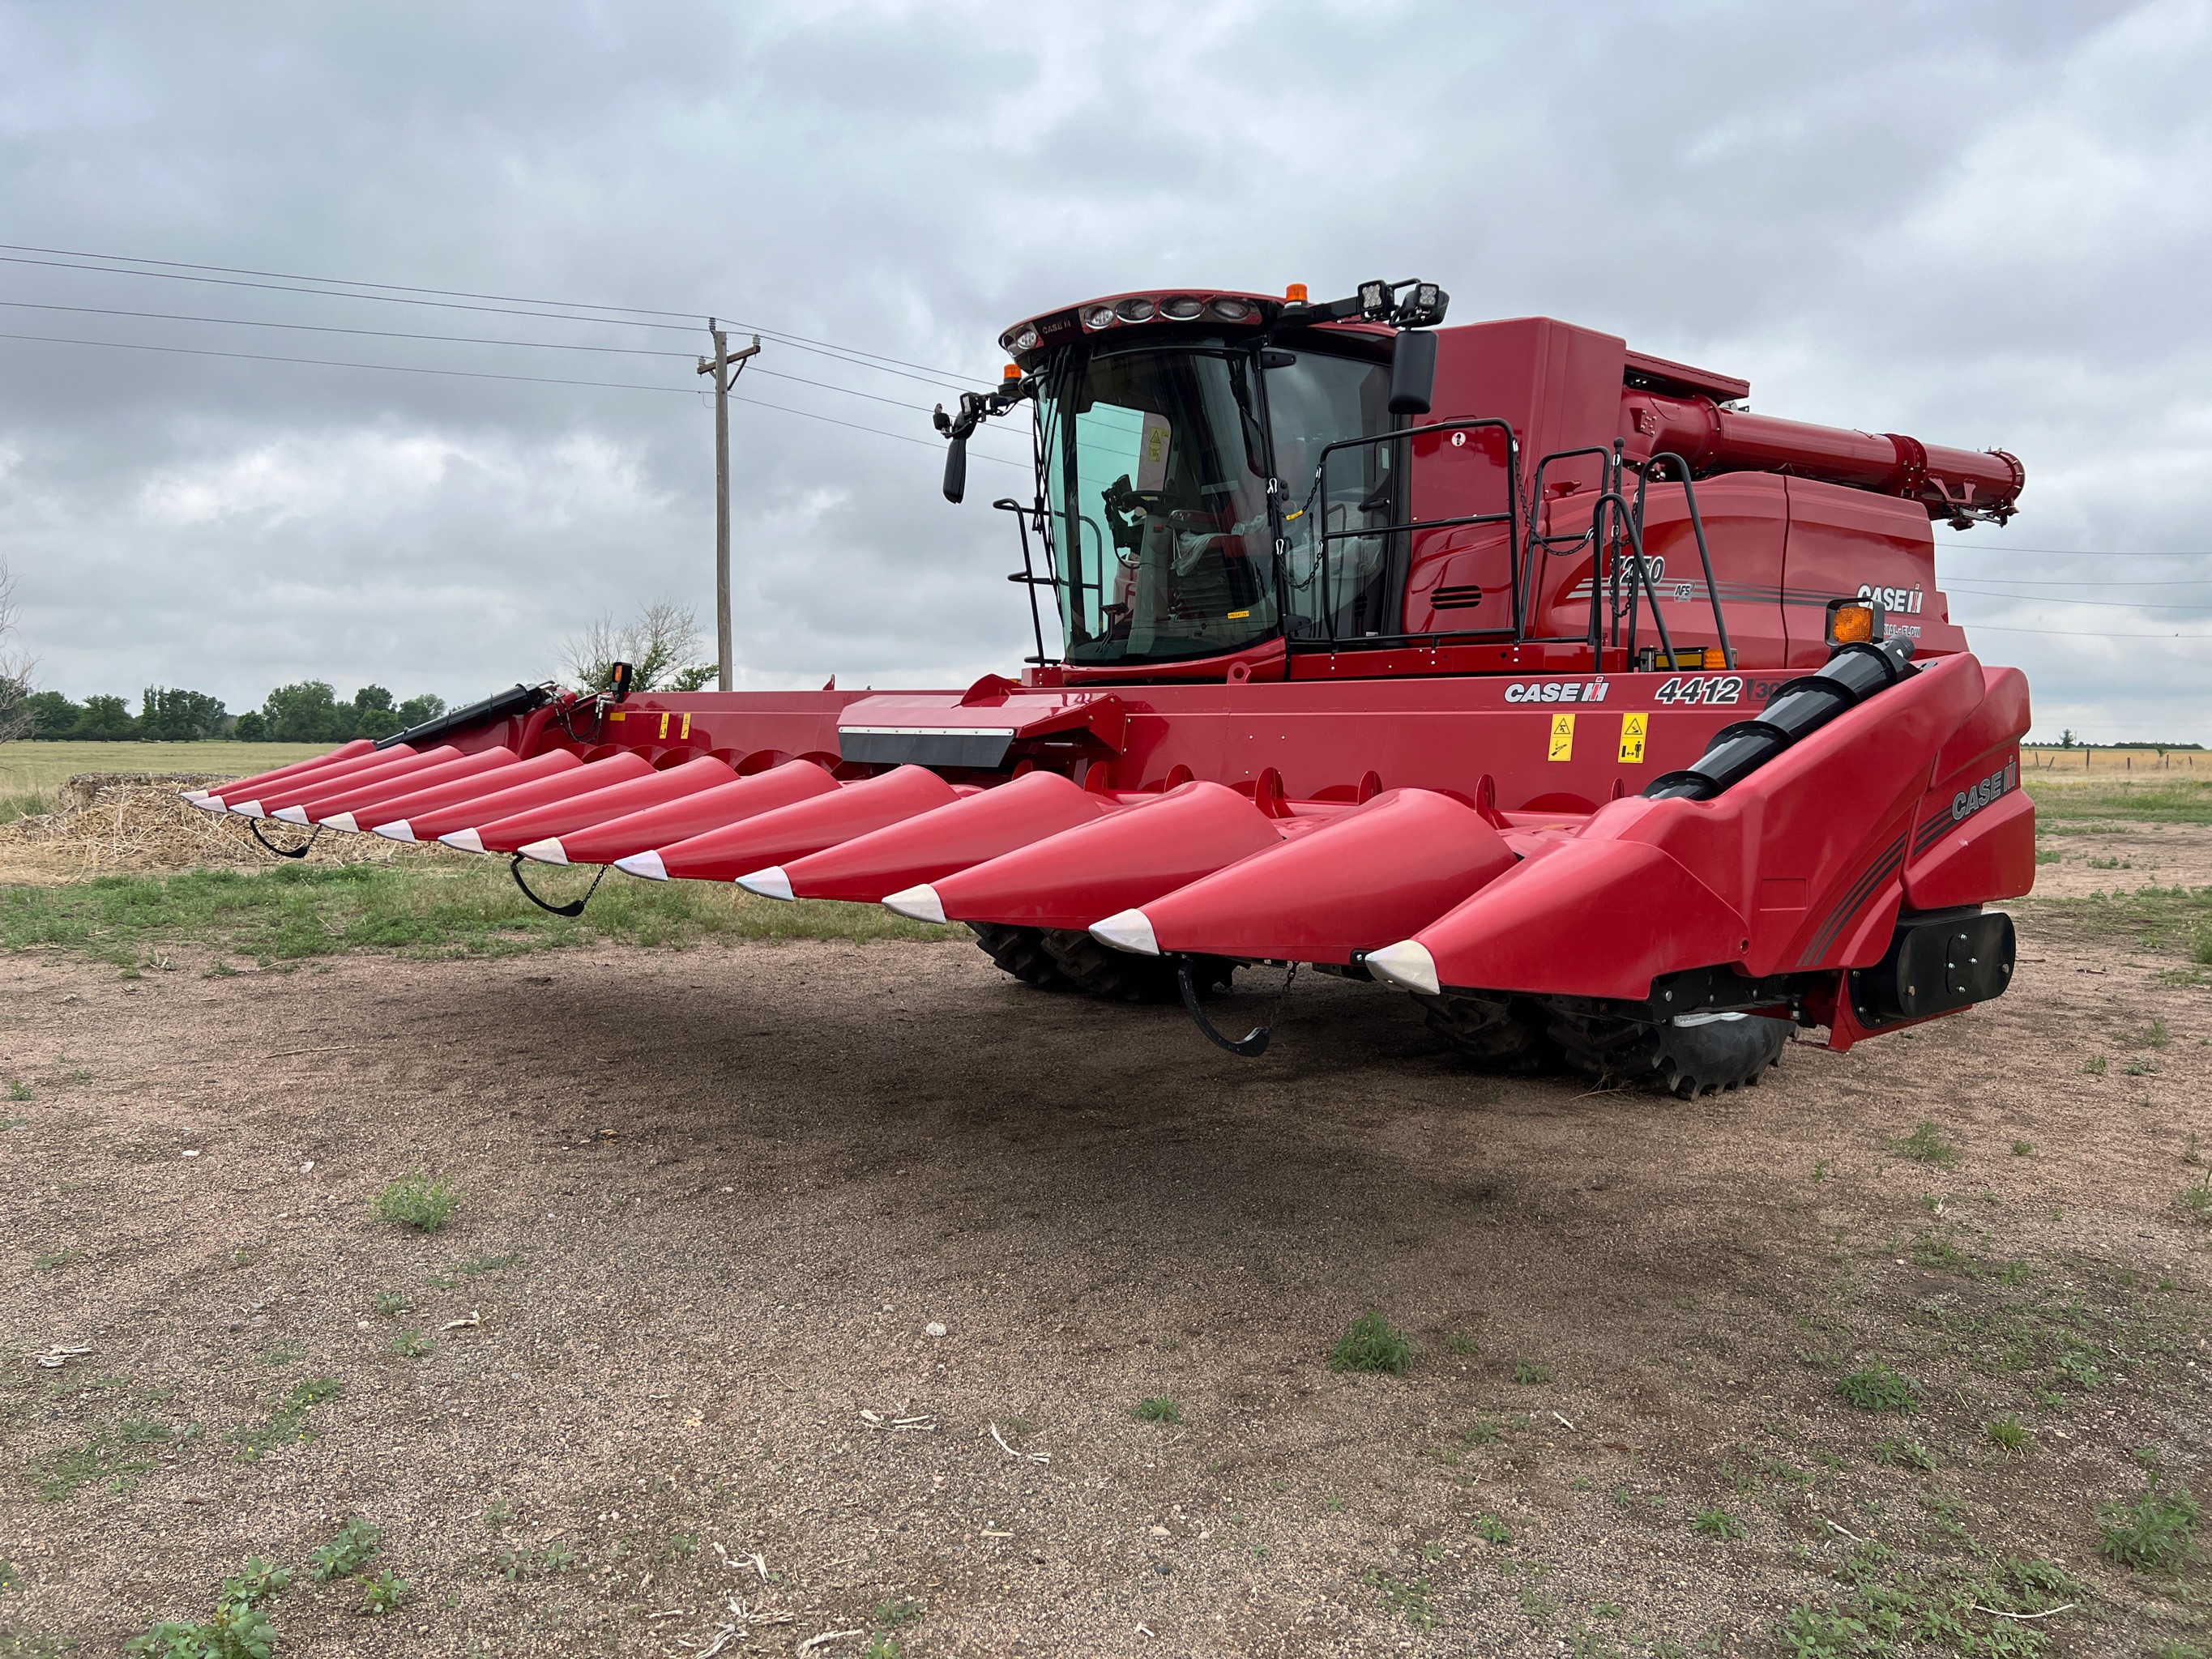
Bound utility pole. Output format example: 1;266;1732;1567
698;320;761;692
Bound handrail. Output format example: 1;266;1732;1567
1299;417;1522;650
993;497;1052;667
1638;450;1736;671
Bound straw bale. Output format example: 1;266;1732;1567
0;774;465;881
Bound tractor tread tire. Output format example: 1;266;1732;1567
1038;929;1235;1004
1416;992;1561;1072
970;923;1077;992
1549;1009;1787;1097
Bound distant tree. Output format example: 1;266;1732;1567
234;710;269;741
560;601;713;693
395;693;446;729
23;690;81;740
260;681;343;744
139;686;229;742
73;693;139;740
0;560;32;743
2060;728;2077;748
349;684;399;740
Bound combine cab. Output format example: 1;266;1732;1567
194;279;2034;1093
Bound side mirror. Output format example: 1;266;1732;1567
942;433;968;504
1389;329;1437;416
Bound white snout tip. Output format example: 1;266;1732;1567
438;827;485;854
1364;939;1441;996
517;837;568;866
736;866;794;901
1089;908;1160;956
882;884;946;924
229;800;263;819
371;820;415;842
271;805;311;825
321;812;359;833
180;788;207;804
613;849;668;881
190;795;226;812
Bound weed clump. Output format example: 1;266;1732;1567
229;1378;340;1462
1984;1414;2033;1454
309;1516;383;1581
1330;1311;1413;1376
358;1569;408;1614
1693;1507;1747;1541
126;1552;293;1658
1893;1121;1957;1166
1835;1362;1919;1414
1131;1396;1181;1425
2099;1481;2200;1573
1512;1359;1551;1385
373;1174;459;1232
1471;1515;1511;1544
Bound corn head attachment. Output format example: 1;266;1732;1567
206;282;2033;1094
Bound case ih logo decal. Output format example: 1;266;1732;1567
1951;759;2018;823
1857;582;1925;615
1505;679;1612;704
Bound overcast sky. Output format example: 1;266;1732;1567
2;0;2207;740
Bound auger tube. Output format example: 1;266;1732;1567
1644;638;1918;803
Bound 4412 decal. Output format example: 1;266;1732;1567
1651;675;1744;706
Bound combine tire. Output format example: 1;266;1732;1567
970;923;1077;992
1038;929;1236;1004
1416;991;1559;1072
1548;1009;1787;1097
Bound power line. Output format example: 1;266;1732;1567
1941;545;2212;558
0;330;1027;464
1947;586;2212;611
0;297;965;416
1964;621;2212;639
1937;574;2212;586
0;241;1000;388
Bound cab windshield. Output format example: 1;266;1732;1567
1040;344;1274;665
1036;339;1398;665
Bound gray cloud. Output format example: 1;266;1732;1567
2;0;2206;738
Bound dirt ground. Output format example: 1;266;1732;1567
3;828;2209;1656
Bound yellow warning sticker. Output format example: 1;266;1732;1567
1548;712;1576;761
658;710;671;740
1619;711;1648;763
679;711;692;740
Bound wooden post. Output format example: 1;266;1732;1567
698;323;761;693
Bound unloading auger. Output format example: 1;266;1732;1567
194;278;2035;1094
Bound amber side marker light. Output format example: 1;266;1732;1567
1826;598;1885;646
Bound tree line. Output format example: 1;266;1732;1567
19;682;446;743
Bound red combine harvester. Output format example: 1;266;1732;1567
192;279;2034;1093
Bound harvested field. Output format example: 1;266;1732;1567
0;798;2207;1657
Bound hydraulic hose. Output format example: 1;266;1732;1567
1644;638;1917;802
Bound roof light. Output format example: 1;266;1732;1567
1083;305;1118;330
1206;296;1254;322
1114;296;1156;322
1284;283;1309;304
1010;326;1039;352
1160;296;1202;320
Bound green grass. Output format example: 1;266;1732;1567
0;739;331;799
2099;1481;2200;1573
373;1174;459;1232
0;858;955;967
2027;778;2212;825
1836;1363;1920;1414
1984;1414;2032;1453
1330;1311;1413;1375
1360;1569;1437;1631
28;1427;164;1500
2029;881;2212;957
1512;1358;1551;1385
1132;1396;1181;1425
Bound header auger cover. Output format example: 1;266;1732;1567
199;282;2033;1093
